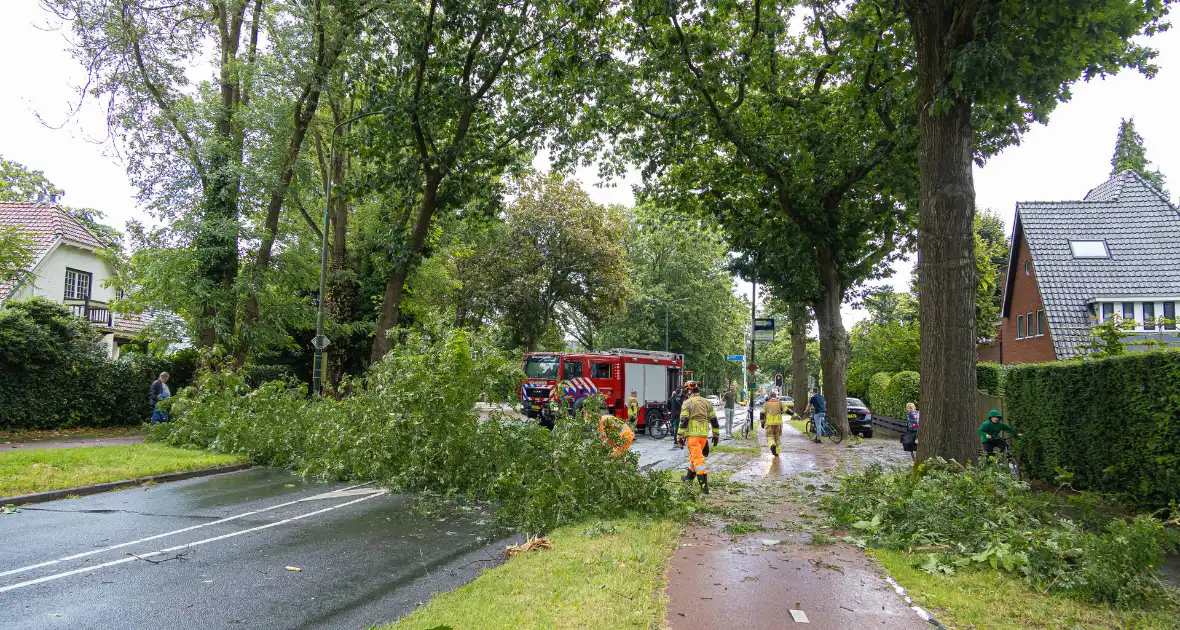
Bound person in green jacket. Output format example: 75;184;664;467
978;409;1021;455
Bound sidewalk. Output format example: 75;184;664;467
2;430;146;451
665;423;930;629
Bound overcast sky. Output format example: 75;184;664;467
3;0;1177;327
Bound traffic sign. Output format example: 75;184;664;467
312;335;331;350
726;355;744;362
753;317;775;342
747;363;757;373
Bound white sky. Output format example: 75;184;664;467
4;0;1178;327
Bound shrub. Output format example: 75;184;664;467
874;371;919;419
155;328;686;532
975;362;1005;395
825;462;1180;607
867;372;892;412
0;298;197;430
1006;350;1180;507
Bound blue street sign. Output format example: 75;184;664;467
726;355;744;362
753;317;775;341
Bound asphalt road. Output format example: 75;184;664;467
0;468;517;630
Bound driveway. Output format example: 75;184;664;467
0;468;515;630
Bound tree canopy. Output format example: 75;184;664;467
1109;117;1168;196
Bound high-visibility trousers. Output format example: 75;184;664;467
766;424;783;452
686;436;709;475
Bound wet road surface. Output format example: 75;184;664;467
1;468;516;630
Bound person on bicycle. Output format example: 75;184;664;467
762;391;785;457
679;381;720;494
805;389;826;444
978;409;1021;455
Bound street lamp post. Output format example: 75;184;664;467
645;297;688;352
312;107;394;396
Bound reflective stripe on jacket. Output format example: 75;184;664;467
764;399;784;425
679;395;716;437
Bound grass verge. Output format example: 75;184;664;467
789;419;809;435
387;516;683;629
871;549;1180;630
712;444;760;454
0;443;245;497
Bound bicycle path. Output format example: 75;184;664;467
664;423;930;629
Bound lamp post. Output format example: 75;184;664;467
312;107;394;396
645;297;688;352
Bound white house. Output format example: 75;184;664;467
0;200;144;358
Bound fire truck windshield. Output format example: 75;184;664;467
524;356;559;379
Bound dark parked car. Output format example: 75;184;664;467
846;397;873;438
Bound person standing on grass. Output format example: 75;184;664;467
805;388;826;444
723;383;737;437
149;372;171;424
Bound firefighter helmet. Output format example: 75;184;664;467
684;380;700;393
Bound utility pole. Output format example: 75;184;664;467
748;279;756;421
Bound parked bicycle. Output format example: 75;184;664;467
741;408;754;440
804;414;843;444
648;412;671;439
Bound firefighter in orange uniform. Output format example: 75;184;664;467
599;414;635;458
763;391;785;457
679;381;719;494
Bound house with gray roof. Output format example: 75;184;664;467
987;170;1180;364
0;200;144;358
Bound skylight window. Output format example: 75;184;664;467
1069;240;1110;258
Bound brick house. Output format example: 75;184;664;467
985;170;1180;365
0;201;145;358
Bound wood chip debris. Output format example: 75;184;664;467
285;566;302;572
505;536;552;559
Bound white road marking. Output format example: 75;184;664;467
789;609;810;623
0;490;386;594
0;482;374;580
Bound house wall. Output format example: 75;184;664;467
1002;232;1057;364
11;242;117;304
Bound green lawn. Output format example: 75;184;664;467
871;549;1180;630
0;443;245;497
387;517;682;629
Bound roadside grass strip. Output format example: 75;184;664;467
389;516;682;629
871;549;1180;630
0;443;245;497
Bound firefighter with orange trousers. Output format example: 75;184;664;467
679;381;720;494
762;391;785;457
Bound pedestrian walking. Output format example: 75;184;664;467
805;389;826;443
149;372;172;424
679;381;719;494
723;383;737;437
762;391;785;457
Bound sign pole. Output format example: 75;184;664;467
749;279;756;422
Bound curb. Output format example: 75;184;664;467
0;463;251;507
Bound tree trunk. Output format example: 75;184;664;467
789;303;809;412
911;5;980;465
370;172;440;362
325;135;355;389
812;251;849;437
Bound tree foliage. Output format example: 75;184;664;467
847;288;919;398
0;156;64;202
1109;117;1168;196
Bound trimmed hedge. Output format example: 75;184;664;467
0;298;197;430
867;372;892;412
976;362;1005;395
1006;350;1180;507
882;371;920;420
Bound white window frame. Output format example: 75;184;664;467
1086;298;1180;333
1069;240;1110;258
64;268;92;301
1036;310;1045;337
1016;314;1025;340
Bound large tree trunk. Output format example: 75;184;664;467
324;138;355;389
812;252;849;438
789;303;810;413
371;172;440;362
910;5;981;465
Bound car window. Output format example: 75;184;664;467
847;398;866;407
563;360;583;378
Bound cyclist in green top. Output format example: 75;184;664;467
978;409;1021;455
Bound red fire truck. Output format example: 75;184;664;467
521;349;685;430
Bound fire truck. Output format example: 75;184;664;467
521;349;685;430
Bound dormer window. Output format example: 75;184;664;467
1069;240;1109;258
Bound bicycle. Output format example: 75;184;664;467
981;433;1021;479
648;412;670;439
804;414;843;444
741;408;754;440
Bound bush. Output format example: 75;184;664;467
867;372;892;412
1006;350;1180;507
154;328;686;532
873;371;919;419
825;462;1180;607
976;362;1005;395
0;298;196;430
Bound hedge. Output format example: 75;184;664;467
976;362;1005;395
0;298;197;430
867;372;892;412
1006;350;1180;507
